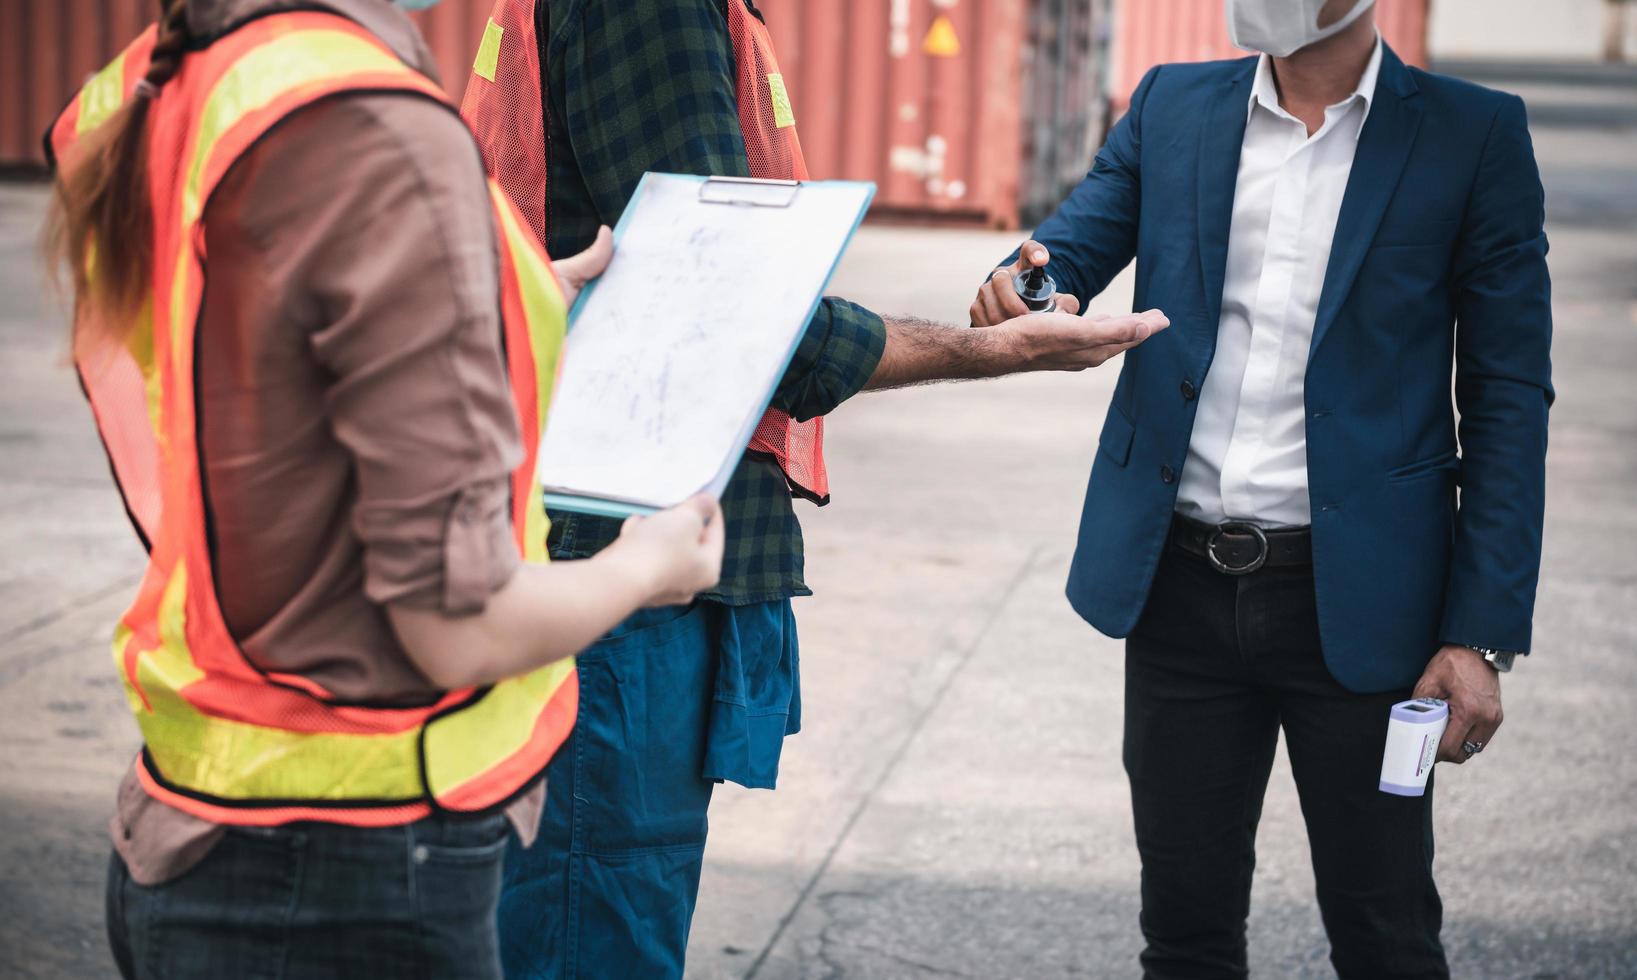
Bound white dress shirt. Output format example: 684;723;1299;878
1176;38;1383;528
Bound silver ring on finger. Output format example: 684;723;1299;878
1462;740;1484;756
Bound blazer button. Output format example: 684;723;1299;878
1180;379;1197;401
1160;464;1176;484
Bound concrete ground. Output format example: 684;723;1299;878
2;62;1634;979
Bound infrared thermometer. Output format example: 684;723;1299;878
1379;697;1449;797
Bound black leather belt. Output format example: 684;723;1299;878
1170;514;1312;575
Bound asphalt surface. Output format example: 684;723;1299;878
1;62;1634;979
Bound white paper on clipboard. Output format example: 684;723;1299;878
536;172;875;518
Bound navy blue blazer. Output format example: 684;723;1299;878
1015;46;1552;692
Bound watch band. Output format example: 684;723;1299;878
1471;647;1518;672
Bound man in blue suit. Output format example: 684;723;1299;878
971;0;1550;975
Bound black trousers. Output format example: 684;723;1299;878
1124;542;1448;980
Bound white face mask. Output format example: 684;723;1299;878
394;0;444;10
1226;0;1376;57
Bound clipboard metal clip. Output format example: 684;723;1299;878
698;175;801;208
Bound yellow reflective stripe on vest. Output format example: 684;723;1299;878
165;28;428;403
125;299;164;446
522;475;550;564
181;29;410;227
489;187;567;433
76;51;130;135
422;657;575;801
122;563;426;801
489;186;566;565
421;192;573;802
118;559;575;802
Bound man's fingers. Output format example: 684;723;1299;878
1438;716;1475;764
1054;293;1082;316
976;283;1008;327
1012;240;1050;272
1466;704;1503;754
1411;675;1445;701
992;271;1032;319
1089;309;1170;346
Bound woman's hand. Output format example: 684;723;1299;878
608;494;726;607
553;225;614;308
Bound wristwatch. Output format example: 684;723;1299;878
1470;646;1519;672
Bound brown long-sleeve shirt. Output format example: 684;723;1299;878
109;0;544;884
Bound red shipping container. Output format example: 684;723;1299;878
2;0;1035;226
752;0;1029;226
1109;0;1430;112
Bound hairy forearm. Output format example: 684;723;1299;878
388;549;653;690
864;316;1021;391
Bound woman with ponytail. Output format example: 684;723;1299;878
45;1;722;976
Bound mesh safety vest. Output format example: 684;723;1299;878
460;0;831;503
50;11;576;827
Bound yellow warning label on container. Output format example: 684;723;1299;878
474;18;504;82
768;73;796;128
923;15;961;58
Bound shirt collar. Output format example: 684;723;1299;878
1247;33;1384;138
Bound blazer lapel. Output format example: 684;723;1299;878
1308;46;1423;362
1196;62;1255;354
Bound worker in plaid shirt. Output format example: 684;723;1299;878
463;1;1168;975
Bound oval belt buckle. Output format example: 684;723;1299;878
1206;522;1268;576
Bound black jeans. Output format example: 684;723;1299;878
1124;544;1447;980
106;812;510;979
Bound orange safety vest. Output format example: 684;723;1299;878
460;0;831;503
50;11;576;827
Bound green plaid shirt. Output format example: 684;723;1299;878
535;0;887;602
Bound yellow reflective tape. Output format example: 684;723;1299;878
490;188;563;565
422;657;575;801
112;623;147;714
84;240;164;446
522;481;550;564
123;298;164;443
76;51;130;135
127;560;567;804
767;72;795;129
171;29;424;353
490;186;567;433
473;18;503;83
132;563;427;801
182;30;411;228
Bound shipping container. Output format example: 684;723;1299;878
1109;0;1431;112
2;0;1042;225
754;0;1030;226
0;0;492;171
1;0;1429;225
0;0;150;170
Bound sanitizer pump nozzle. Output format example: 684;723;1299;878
1013;264;1058;313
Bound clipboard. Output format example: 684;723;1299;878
538;172;877;519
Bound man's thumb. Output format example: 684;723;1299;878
560;225;614;287
1013;240;1049;272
